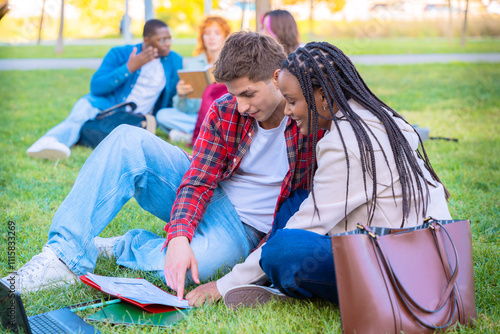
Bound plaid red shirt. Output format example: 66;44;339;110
165;94;315;243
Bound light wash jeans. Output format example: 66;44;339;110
46;125;263;283
156;107;198;134
44;96;101;147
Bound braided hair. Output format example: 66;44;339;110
282;42;449;227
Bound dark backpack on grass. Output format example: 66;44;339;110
77;102;156;148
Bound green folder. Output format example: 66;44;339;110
86;302;190;327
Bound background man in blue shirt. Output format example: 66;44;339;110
26;19;183;160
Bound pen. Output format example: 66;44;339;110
71;298;121;312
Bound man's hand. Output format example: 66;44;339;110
186;282;221;307
127;46;158;73
176;80;194;97
164;236;200;300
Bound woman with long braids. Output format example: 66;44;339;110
185;42;451;307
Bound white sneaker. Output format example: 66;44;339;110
94;236;121;259
26;136;71;160
224;285;290;308
169;130;192;144
3;247;77;294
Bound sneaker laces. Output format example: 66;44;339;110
16;250;53;282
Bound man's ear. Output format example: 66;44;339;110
143;36;151;47
272;69;280;89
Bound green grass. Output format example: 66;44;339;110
330;37;500;55
1;37;499;59
0;43;196;59
0;63;499;333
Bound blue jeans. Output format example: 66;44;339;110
260;191;339;304
46;125;263;283
156;107;198;134
45;96;101;147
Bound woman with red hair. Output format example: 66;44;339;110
156;16;231;143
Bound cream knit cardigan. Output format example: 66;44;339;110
216;99;451;295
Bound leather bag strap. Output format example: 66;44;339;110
429;223;460;309
432;221;466;322
365;223;460;312
370;235;404;334
365;223;460;329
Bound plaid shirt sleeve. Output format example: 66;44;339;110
164;102;230;243
164;97;323;246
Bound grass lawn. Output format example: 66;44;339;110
1;37;499;59
0;43;196;59
0;62;499;333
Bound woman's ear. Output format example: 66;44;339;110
319;87;326;102
318;87;329;110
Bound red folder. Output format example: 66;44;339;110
79;275;178;313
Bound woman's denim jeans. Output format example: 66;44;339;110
260;190;339;304
46;125;263;284
156;107;198;134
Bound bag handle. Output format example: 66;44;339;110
96;101;138;120
361;222;460;312
372;235;458;330
430;220;466;322
362;222;460;329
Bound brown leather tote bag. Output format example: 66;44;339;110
331;218;476;334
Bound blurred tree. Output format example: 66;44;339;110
0;0;9;21
69;0;124;35
123;0;132;43
256;0;271;31
204;0;212;15
156;0;224;35
461;0;470;47
145;0;154;20
447;0;453;45
37;0;46;44
156;0;205;32
55;0;64;54
282;0;346;38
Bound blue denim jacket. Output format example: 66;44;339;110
86;43;183;113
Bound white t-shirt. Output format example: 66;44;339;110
219;116;289;232
126;58;166;115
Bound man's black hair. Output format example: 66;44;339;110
143;19;168;38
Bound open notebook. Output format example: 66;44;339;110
80;273;192;313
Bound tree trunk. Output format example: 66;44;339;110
203;0;212;15
144;0;154;21
123;0;132;44
447;0;453;46
309;0;314;40
55;0;64;54
240;0;252;30
37;0;46;45
461;0;469;47
255;0;271;31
